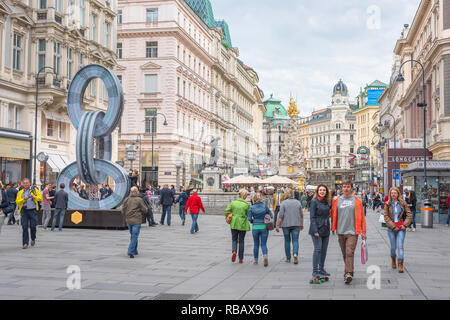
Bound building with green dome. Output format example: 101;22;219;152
262;94;290;175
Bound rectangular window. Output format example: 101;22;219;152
117;75;122;84
79;53;84;69
55;0;62;13
117;9;122;24
350;147;354;154
336;145;340;154
80;0;85;26
146;41;158;58
183;80;186;98
13;33;22;71
91;14;96;41
336;134;340;141
37;39;46;72
350;134;354;141
47;119;54;137
90;79;96;96
104;22;110;48
146;8;158;23
144;74;157;93
59;122;64;140
67;47;73;80
53;41;61;75
145;109;157;133
116;42;122;58
177;77;180;95
39;0;47;9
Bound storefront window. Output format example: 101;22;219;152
0;158;27;185
439;177;450;224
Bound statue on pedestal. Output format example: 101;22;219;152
279;99;306;182
208;137;221;167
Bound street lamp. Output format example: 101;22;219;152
144;112;168;188
175;154;183;190
396;59;429;204
378;112;397;187
136;135;142;185
126;144;137;171
34;66;59;187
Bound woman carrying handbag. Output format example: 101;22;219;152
248;193;273;267
309;185;331;280
383;187;412;273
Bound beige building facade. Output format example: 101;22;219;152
117;0;264;188
0;0;118;187
382;0;450;160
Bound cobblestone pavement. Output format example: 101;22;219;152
0;208;449;300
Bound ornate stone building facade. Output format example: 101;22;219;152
307;80;356;189
380;0;450;160
0;0;117;186
117;0;263;188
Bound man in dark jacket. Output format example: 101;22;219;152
122;187;148;258
175;187;189;226
51;183;69;232
159;184;174;226
140;189;157;227
49;185;56;208
6;183;18;224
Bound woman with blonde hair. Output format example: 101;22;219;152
384;187;412;273
225;189;251;263
276;188;304;264
248;192;273;266
309;184;332;279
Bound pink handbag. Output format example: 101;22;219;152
361;240;368;264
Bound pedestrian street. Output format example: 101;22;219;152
0;209;449;300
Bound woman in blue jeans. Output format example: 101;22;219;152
275;188;304;264
248;193;273;267
309;185;331;279
383;187;412;273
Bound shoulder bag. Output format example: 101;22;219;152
361;240;368;264
264;206;274;231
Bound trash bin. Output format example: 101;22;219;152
421;200;433;228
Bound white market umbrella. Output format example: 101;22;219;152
262;175;299;186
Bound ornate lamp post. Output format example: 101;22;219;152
34;66;59;187
126;144;137;171
378;112;397;187
396;59;429;205
144;113;168;188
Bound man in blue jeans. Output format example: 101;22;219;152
159;184;174;226
52;183;68;232
121;187;148;258
275;189;304;264
15;178;43;249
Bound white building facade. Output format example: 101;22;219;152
0;0;118;187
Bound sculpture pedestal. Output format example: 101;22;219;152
202;167;222;193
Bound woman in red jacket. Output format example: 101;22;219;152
184;189;205;234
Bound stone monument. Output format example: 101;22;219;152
279;98;306;190
202;137;223;192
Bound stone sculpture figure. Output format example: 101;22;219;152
208;137;221;167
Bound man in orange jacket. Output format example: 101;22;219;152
330;180;367;284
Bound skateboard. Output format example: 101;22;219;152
310;276;329;284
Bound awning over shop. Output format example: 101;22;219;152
42;110;71;124
192;178;203;184
45;154;70;173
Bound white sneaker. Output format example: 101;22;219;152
412;228;416;232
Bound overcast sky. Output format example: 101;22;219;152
212;0;420;116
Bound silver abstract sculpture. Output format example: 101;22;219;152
208;137;221;167
57;64;130;209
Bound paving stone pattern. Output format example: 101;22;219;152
0;208;449;300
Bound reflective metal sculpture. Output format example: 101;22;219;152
57;64;129;209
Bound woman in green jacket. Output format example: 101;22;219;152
225;189;251;263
